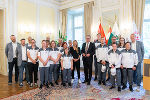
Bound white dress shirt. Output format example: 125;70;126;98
12;42;17;58
22;45;27;61
131;41;136;51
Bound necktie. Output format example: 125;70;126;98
85;43;89;54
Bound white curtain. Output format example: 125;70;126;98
61;9;68;37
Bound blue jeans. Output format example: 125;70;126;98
133;62;142;86
49;64;58;83
39;67;49;85
63;68;72;83
19;61;29;83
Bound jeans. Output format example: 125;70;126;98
63;68;72;83
49;64;59;83
19;61;29;83
39;67;49;85
8;58;19;83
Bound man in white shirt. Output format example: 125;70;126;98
5;35;19;85
16;39;29;87
38;40;50;89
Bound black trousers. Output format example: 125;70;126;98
83;58;93;82
27;62;38;83
72;60;80;79
57;64;63;82
8;58;19;83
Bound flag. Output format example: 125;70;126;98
106;26;112;45
108;22;120;45
132;22;141;41
98;23;106;39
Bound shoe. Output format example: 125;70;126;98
34;83;38;87
8;82;12;85
71;79;74;83
109;86;115;89
129;85;133;92
46;84;49;88
102;81;106;85
136;86;140;92
50;82;54;87
118;87;121;92
94;77;97;81
19;83;23;87
98;81;101;85
30;83;33;87
61;82;63;85
87;81;90;85
63;83;66;86
27;82;30;85
106;78;110;81
55;81;59;85
39;84;43;89
23;78;26;81
122;85;127;90
78;79;81;84
68;83;72;86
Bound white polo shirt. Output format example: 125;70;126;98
61;54;73;69
27;46;39;63
38;48;50;67
49;48;60;64
21;45;27;61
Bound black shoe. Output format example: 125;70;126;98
39;84;43;89
118;87;121;92
109;86;115;89
98;81;101;85
87;81;90;85
68;83;71;86
106;78;110;81
50;82;54;87
55;81;59;85
122;85;127;90
46;84;49;88
102;81;106;85
63;83;66;86
129;85;133;92
94;77;97;81
23;78;26;81
61;82;63;85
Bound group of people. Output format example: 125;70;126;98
5;33;144;92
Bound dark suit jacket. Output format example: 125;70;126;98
81;42;95;62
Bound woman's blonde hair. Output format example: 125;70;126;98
73;40;78;53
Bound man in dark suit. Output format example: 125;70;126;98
82;35;95;85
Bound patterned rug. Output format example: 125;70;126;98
2;73;150;100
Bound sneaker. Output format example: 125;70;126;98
68;83;72;86
30;83;33;87
129;85;133;92
102;81;106;86
19;83;23;87
71;79;74;83
39;84;43;89
8;82;12;85
98;81;101;85
136;86;140;92
122;85;127;90
109;86;115;89
118;87;121;92
78;79;81;84
34;83;38;87
55;81;59;85
50;82;54;87
27;82;30;85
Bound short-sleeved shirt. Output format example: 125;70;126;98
61;54;73;69
49;48;60;64
27;46;39;63
38;48;50;67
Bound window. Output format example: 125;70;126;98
67;7;84;48
143;0;150;59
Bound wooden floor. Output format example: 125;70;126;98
0;74;37;99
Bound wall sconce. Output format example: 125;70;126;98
18;24;35;34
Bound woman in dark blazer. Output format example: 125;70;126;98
70;40;81;83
